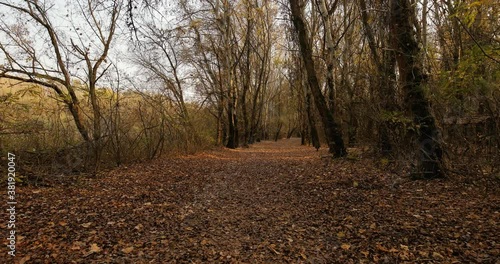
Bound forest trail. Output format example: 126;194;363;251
3;139;499;263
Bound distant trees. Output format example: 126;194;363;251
0;0;497;178
183;0;240;148
129;2;200;152
180;0;286;148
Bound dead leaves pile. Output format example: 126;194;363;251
1;139;498;263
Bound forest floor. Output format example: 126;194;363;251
2;138;499;263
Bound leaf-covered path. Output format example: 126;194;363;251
3;139;499;263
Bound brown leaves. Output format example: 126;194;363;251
267;244;281;255
89;243;101;253
81;222;92;228
11;139;499;263
432;251;445;260
70;241;85;251
18;256;31;264
134;223;144;231
375;244;398;253
341;244;351;250
121;246;134;254
82;243;102;257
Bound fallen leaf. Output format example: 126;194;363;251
122;246;134;254
376;244;397;253
341;243;351;250
399;251;410;260
19;255;31;264
337;232;345;238
89;243;101;253
268;244;281;255
71;241;85;251
71;244;81;250
376;244;387;252
81;222;92;228
432;252;444;259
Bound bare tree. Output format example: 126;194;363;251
0;0;122;171
289;0;347;157
132;8;193;128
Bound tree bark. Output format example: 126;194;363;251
306;89;321;151
289;0;346;157
316;0;338;113
390;0;444;178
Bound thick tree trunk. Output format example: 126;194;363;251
390;0;444;178
289;0;346;157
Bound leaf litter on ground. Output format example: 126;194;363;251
1;138;498;263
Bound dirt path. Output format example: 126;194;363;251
2;139;499;263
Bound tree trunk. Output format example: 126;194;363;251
88;79;102;173
241;85;250;147
290;0;346;157
390;0;444;178
359;0;397;155
274;122;282;142
316;0;337;113
216;102;224;145
226;99;238;149
306;90;321;151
